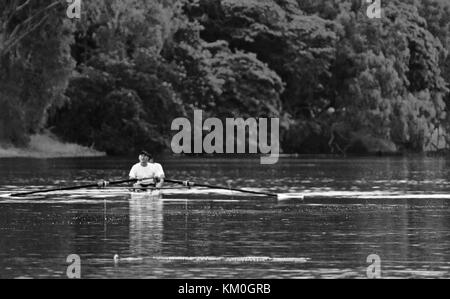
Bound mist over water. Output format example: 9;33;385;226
1;156;450;278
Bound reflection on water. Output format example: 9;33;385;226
1;156;450;278
129;194;163;258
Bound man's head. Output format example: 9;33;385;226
139;150;153;164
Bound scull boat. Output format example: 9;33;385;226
7;178;298;200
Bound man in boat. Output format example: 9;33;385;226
129;151;165;189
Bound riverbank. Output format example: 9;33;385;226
0;134;105;158
1;134;448;159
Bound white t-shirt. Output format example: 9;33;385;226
129;163;165;180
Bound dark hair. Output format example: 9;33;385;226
140;150;152;159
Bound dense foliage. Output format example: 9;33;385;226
0;0;74;146
1;0;450;155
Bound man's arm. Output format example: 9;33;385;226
155;164;165;188
129;165;137;180
156;178;164;189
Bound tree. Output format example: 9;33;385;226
0;0;63;57
49;0;187;153
327;0;449;152
0;0;74;146
72;0;180;64
163;17;284;118
416;0;450;148
50;67;165;155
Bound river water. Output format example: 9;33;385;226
0;156;450;278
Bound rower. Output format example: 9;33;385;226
129;150;165;189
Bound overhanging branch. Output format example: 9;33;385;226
0;0;63;57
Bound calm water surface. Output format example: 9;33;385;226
1;156;450;278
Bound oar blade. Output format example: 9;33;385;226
276;193;305;201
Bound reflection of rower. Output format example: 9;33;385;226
129;193;163;257
129;151;165;189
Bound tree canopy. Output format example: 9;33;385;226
1;0;450;155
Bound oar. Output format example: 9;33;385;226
165;179;279;198
10;179;138;197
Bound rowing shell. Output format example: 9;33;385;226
87;186;283;200
1;186;291;201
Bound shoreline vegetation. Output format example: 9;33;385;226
0;133;105;158
1;0;450;157
1;151;447;159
